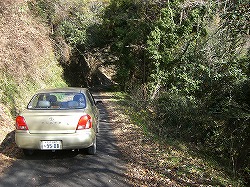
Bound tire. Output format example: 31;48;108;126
96;118;100;133
23;149;34;156
96;125;99;133
87;136;96;155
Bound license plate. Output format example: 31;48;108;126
41;141;62;150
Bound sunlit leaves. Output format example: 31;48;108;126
147;0;209;96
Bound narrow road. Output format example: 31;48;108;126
0;94;130;187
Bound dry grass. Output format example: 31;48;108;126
0;0;52;77
0;0;66;108
0;0;66;176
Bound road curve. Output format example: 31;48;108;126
0;94;131;187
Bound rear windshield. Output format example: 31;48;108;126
27;92;86;110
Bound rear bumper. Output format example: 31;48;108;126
15;129;95;150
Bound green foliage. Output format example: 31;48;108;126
99;0;250;183
27;0;56;23
144;1;250;183
28;0;108;87
100;0;161;90
0;54;67;116
29;0;85;47
147;0;210;96
0;70;18;116
155;93;207;141
117;92;245;186
154;88;250;183
28;0;108;51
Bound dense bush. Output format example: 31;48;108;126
99;0;249;183
154;88;249;179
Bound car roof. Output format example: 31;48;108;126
36;87;89;94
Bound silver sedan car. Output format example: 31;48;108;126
15;87;100;156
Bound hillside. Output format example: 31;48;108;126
0;0;67;170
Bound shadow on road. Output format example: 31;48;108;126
0;94;131;187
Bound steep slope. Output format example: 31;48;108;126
0;0;66;172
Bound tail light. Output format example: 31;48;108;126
77;114;92;130
16;116;29;130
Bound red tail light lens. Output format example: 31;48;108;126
77;114;92;130
16;116;28;130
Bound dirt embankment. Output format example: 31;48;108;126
0;103;21;175
0;0;65;174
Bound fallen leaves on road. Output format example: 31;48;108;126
102;92;236;187
103;95;178;186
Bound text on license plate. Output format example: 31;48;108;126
41;141;62;150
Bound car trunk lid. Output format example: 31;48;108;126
22;110;85;134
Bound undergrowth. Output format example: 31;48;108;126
113;92;247;186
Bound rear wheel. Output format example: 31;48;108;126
87;136;96;155
23;149;34;156
96;125;99;133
